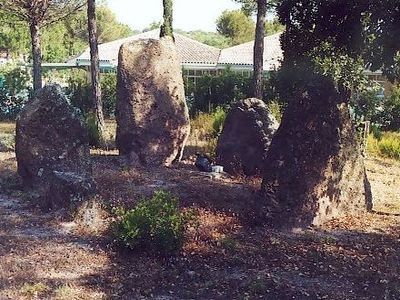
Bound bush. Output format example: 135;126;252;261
378;132;400;160
0;63;31;120
191;107;227;139
65;70;117;118
211;107;227;137
379;86;400;131
350;86;382;122
114;191;192;254
367;131;400;160
267;100;284;123
186;68;251;115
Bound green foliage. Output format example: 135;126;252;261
191;107;227;139
0;6;133;62
114;191;192;254
160;0;174;38
0;63;31;120
350;85;382;122
0;11;29;57
65;70;116;118
378;133;400;160
234;0;278;16
211;107;227;137
379;86;400;131
278;0;400;96
216;10;255;45
312;42;369;92
189;108;227;157
66;70;91;114
176;30;231;48
85;111;102;147
265;19;285;36
267;100;283;123
186;68;252;115
350;84;400;131
367;132;400;161
143;21;162;32
101;74;117;118
66;68;281;121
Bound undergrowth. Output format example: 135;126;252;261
367;131;400;160
114;190;194;255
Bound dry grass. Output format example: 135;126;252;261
0;151;399;299
1;119;399;299
0;121;15;135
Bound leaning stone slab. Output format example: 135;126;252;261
116;37;190;167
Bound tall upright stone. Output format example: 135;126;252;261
16;84;95;209
260;77;372;228
216;98;279;176
116;37;190;167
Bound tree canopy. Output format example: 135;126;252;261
0;5;134;62
0;0;85;27
216;9;255;45
278;0;400;87
234;0;278;16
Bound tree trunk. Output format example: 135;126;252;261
260;75;372;228
252;0;267;99
160;0;174;39
87;0;106;145
29;20;42;91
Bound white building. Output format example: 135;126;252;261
67;29;283;84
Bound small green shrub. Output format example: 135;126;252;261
0;62;31;120
85;112;106;147
115;191;192;254
378;132;400;160
267;100;283;123
367;132;400;160
379;86;400;131
211;107;227;137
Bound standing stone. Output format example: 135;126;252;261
15;84;95;209
260;77;372;228
216;98;279;176
116;37;190;167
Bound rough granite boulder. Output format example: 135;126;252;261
116;37;190;167
15;84;95;209
216;98;279;176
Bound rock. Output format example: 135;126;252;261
15;84;94;209
216;98;279;176
195;153;213;172
260;76;372;228
116;37;190;167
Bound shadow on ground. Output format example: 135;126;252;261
0;152;399;299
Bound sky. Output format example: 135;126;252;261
106;0;242;32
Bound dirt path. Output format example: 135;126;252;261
0;195;108;299
0;154;399;299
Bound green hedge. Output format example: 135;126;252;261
0;63;31;121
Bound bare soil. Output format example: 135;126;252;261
0;150;399;299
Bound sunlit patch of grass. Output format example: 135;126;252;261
54;283;84;300
0;121;16;134
20;282;50;298
367;132;400;160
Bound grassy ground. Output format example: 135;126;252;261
0;122;15;135
0;121;399;299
